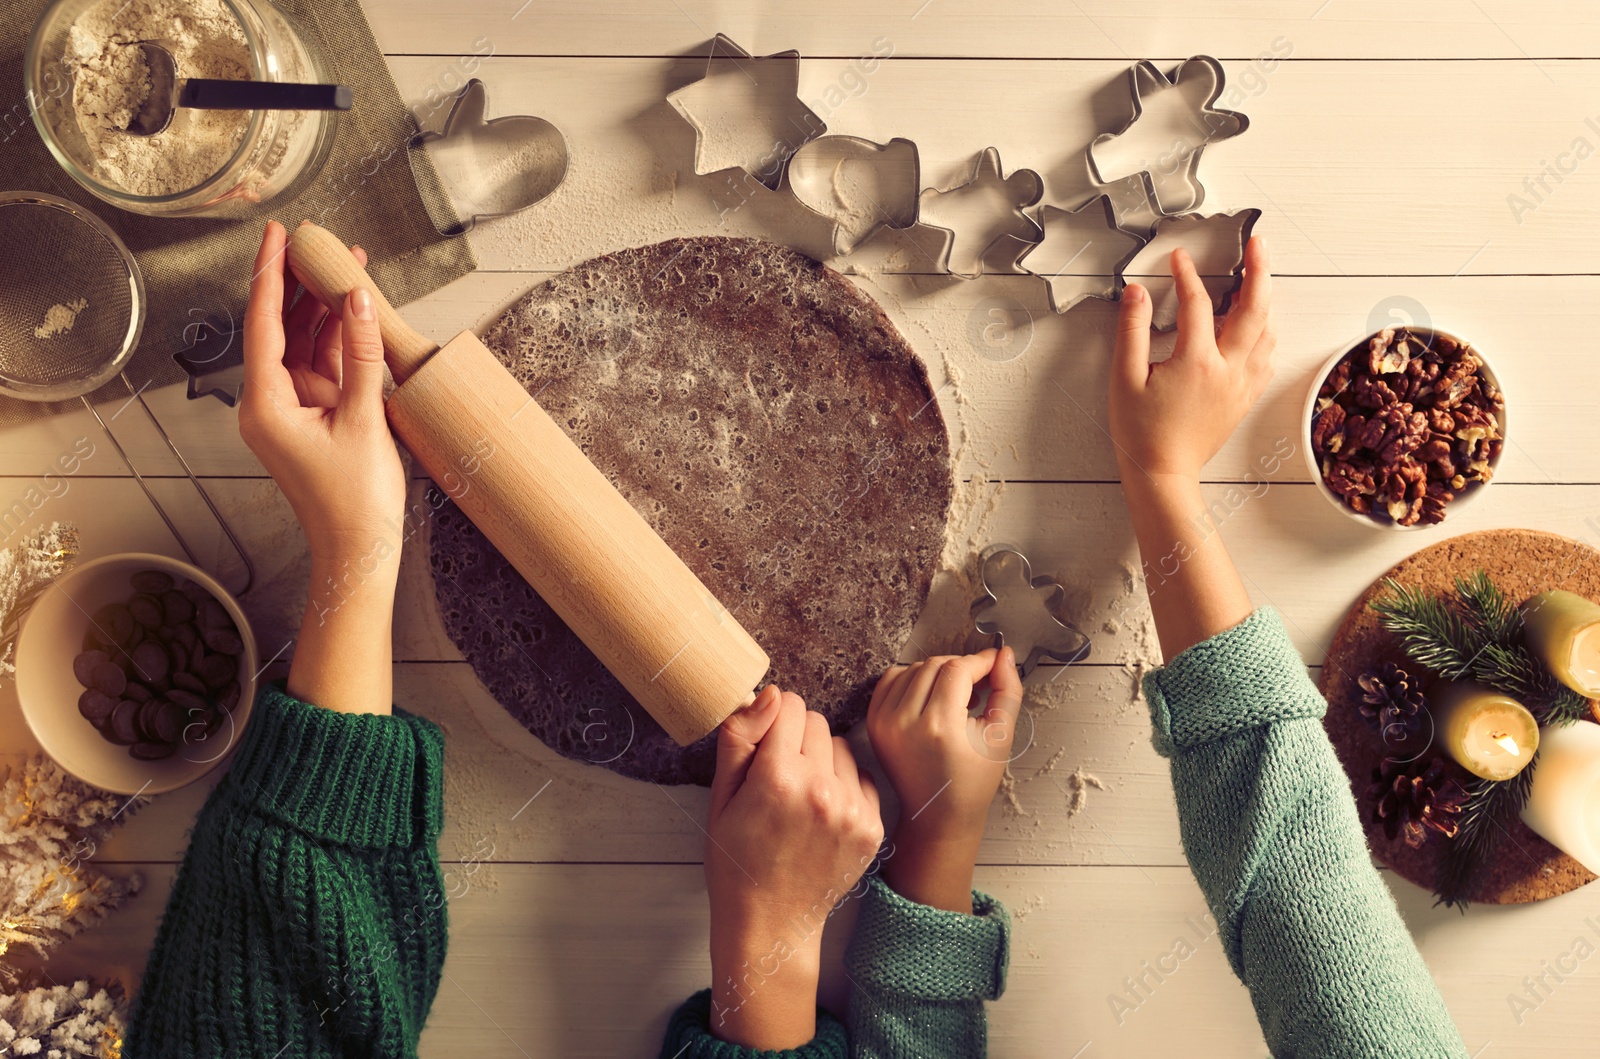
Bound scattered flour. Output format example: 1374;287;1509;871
64;0;251;196
1064;766;1108;817
33;298;88;339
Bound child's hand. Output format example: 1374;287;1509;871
1107;236;1275;482
239;221;407;569
867;648;1022;913
704;686;884;1049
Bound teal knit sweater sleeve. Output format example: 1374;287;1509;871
661;877;1009;1059
124;683;447;1059
1143;607;1466;1059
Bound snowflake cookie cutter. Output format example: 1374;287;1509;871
1122;207;1261;331
970;544;1092;680
668;33;826;192
787;135;921;256
1019;195;1147;313
1088;55;1249;219
918;147;1044;279
408;78;569;236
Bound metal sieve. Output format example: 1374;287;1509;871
0;192;253;593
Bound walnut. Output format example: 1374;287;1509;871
1453;403;1494;443
1427;408;1455;435
1311;403;1347;454
1371;333;1412;375
1435;356;1479;408
1360;405;1425;462
1319;358;1354;400
1349;494;1372;514
1434;333;1460;356
1388;494;1425;525
1420;482;1454;524
1327;459;1377;500
1418;437;1453;464
1353;375;1399;410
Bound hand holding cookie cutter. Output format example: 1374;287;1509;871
970;544;1091;679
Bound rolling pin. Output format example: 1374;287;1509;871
286;223;770;746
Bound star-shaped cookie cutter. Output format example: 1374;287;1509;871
668;33;826;192
970;544;1091;680
1088;55;1249;218
919;147;1044;279
1020;195;1147;313
172;312;243;407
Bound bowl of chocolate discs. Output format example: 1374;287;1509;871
1303;326;1508;529
15;553;257;794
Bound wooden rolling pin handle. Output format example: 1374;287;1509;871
286;222;439;382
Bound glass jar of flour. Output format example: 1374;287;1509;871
26;0;336;217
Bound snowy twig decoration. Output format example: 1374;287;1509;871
0;523;79;684
0;978;127;1057
0;757;144;984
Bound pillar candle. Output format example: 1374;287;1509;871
1520;590;1600;697
1430;679;1539;781
1521;720;1600;875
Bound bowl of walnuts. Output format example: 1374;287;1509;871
1304;326;1507;529
15;553;257;794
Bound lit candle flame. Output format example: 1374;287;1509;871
1492;733;1521;755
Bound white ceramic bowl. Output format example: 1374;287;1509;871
1302;328;1508;531
15;553;258;794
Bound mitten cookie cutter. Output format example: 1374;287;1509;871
970;544;1092;679
1124;207;1261;331
787;134;921;255
408;78;569;236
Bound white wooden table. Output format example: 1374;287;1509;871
7;2;1600;1054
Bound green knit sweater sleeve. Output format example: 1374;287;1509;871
1143;607;1466;1059
125;682;447;1059
660;877;1009;1059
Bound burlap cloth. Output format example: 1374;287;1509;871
0;0;476;426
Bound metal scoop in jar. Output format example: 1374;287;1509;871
123;41;352;137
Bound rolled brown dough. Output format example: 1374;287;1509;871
428;237;952;785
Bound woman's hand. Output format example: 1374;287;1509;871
867;648;1021;913
705;687;884;1049
1107;237;1275;483
239;220;405;714
240;220;406;566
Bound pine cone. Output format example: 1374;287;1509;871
1368;758;1467;849
1356;662;1430;754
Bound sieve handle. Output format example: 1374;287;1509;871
286;222;438;383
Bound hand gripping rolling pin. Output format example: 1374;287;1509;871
287;223;770;745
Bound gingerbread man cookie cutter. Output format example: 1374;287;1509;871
970;544;1092;680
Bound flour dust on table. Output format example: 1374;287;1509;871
429;237;952;785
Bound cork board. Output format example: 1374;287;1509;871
429;237;951;785
1321;528;1600;903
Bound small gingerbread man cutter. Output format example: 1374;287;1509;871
970;544;1091;680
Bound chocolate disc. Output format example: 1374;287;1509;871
429;237;951;785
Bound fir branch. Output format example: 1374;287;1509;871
1475;642;1590;725
1370;578;1481;679
1435;762;1537;909
1454;570;1520;643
